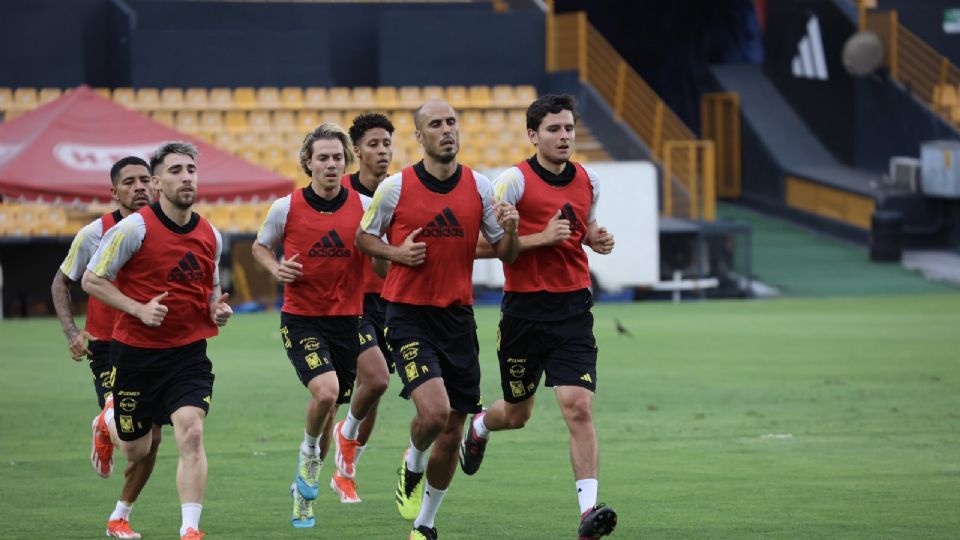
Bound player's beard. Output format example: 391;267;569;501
427;143;457;165
165;188;195;210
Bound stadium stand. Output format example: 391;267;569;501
0;83;610;236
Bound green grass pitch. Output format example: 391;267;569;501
1;294;959;539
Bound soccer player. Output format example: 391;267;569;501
327;113;396;503
356;99;520;540
82;142;233;540
251;123;366;527
51;156;159;538
460;94;618;540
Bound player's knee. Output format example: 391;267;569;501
123;438;153;462
561;398;593;425
177;422;205;454
420;409;449;436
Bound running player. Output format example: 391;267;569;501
327;113;396;503
251;123;365;527
460;94;618;540
51;156;159;538
356;99;520;540
82;142;233;540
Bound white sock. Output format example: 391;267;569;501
109;501;132;521
179;503;202;536
341;411;361;440
301;431;319;455
576;479;598;514
413;482;447;529
473;414;490;439
405;439;430;473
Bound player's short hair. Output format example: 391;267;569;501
149;141;199;175
526;93;580;131
349;113;395;145
299;123;355;177
109;156;150;186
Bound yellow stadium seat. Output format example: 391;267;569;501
224;111;248;133
3;109;25;122
285;131;305;148
205;205;236;232
0;88;14;111
236;131;258;148
351;87;376;109
392;110;414;131
38;88;62;106
135;88;160;110
199;110;224;133
184;87;209;110
304;87;328;109
176;111;200;134
297;110;320;131
483;109;508;132
260;131;284;147
398;86;422;109
272;110;296;133
446;86;469;109
514;85;537;107
491;85;516;107
112;87;135;109
281;87;304;110
422;86;445;102
248;110;272;133
160;88;184;111
468;85;492;108
211;132;236;151
93;87;112;100
276;161;303;180
209;88;233;110
376;87;399;109
257;87;282;110
261;145;286;168
233;87;257;110
461;110;483;132
151;110;175;127
13;87;39;111
235;146;260;165
328;87;352;110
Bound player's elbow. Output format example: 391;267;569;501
80;270;98;295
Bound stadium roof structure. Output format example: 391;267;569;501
0;86;294;203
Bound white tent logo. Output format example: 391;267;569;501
792;15;829;80
53;143;161;171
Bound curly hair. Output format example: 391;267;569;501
349;112;395;146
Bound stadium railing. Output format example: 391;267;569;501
864;4;960;128
546;6;716;221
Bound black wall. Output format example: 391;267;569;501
1;0;536;89
379;9;544;87
879;0;960;66
0;0;111;87
764;0;857;164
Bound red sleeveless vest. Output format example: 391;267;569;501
85;211;121;341
341;174;385;295
281;186;365;316
504;160;592;293
381;165;482;307
113;206;219;348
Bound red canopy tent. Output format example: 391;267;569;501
0;86;294;203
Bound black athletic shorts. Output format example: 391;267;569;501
280;312;359;405
109;339;213;441
87;339;114;409
358;293;393;372
389;331;482;414
496;311;598;403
